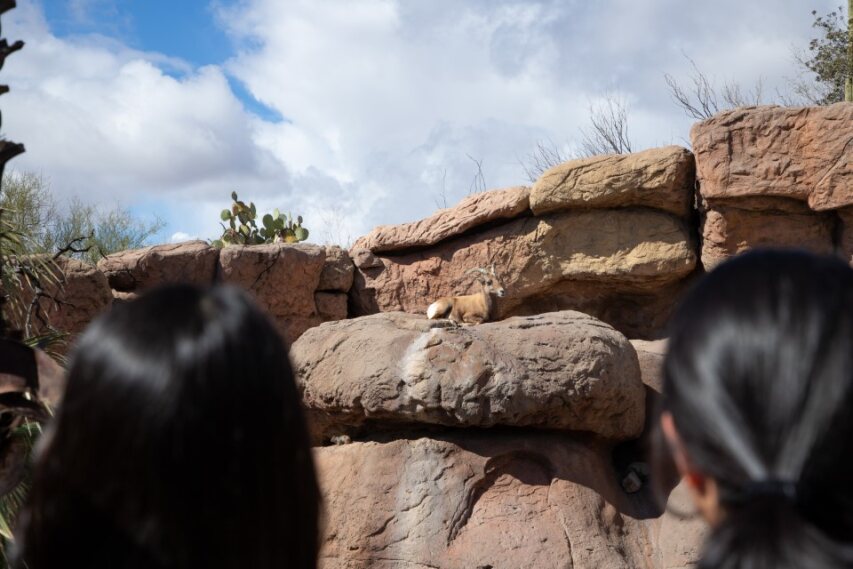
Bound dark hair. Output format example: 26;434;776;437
661;249;853;569
14;285;319;569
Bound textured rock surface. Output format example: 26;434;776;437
293;311;645;441
700;199;836;269
319;246;355;292
17;256;112;342
691;103;853;210
530;146;695;218
351;210;696;339
218;243;326;344
97;240;219;291
631;339;668;393
315;292;348;321
316;432;703;569
353;186;530;253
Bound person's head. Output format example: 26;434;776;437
15;284;319;569
659;249;853;569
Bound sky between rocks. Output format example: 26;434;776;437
0;0;839;246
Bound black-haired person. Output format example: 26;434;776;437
14;285;319;569
659;249;853;569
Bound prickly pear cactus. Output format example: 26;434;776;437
212;191;309;247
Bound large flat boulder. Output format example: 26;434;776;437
97;240;219;292
351;209;696;339
353;186;530;253
316;432;704;569
691;103;853;210
530;146;695;218
292;311;645;441
218;243;327;344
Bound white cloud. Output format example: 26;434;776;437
169;231;196;243
2;0;841;245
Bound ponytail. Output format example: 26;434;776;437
699;497;852;569
660;250;853;569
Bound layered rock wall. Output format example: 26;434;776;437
691;103;853;268
12;104;850;569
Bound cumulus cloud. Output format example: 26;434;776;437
1;0;839;244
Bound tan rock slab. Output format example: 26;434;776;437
530;146;695;218
353;186;530;253
97;240;219;292
691;103;853;211
292;311;645;440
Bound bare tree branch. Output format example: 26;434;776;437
578;94;633;157
466;154;486;195
520;140;568;183
665;53;767;120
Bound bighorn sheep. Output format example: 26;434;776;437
426;265;506;325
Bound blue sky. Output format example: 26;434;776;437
2;0;841;246
39;0;281;121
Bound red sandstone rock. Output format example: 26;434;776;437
691;103;853;211
13;256;112;344
218;243;326;344
352;186;530;253
292;311;645;440
530;146;696;218
97;240;219;292
314;292;347;321
318;246;354;292
700;200;835;269
351;209;696;339
315;432;705;569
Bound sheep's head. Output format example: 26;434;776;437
466;265;505;297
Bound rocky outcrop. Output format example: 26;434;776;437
15;256;113;343
94;242;355;344
293;311;645;441
218;243;328;344
353;186;530;253
316;431;703;569
530;146;696;218
691;103;853;268
351;209;696;339
350;147;698;339
298;306;707;567
97;240;219;291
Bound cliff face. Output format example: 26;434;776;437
14;103;852;568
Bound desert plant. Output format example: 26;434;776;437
212;191;309;247
0;172;164;264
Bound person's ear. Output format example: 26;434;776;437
660;411;690;477
660;411;722;525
